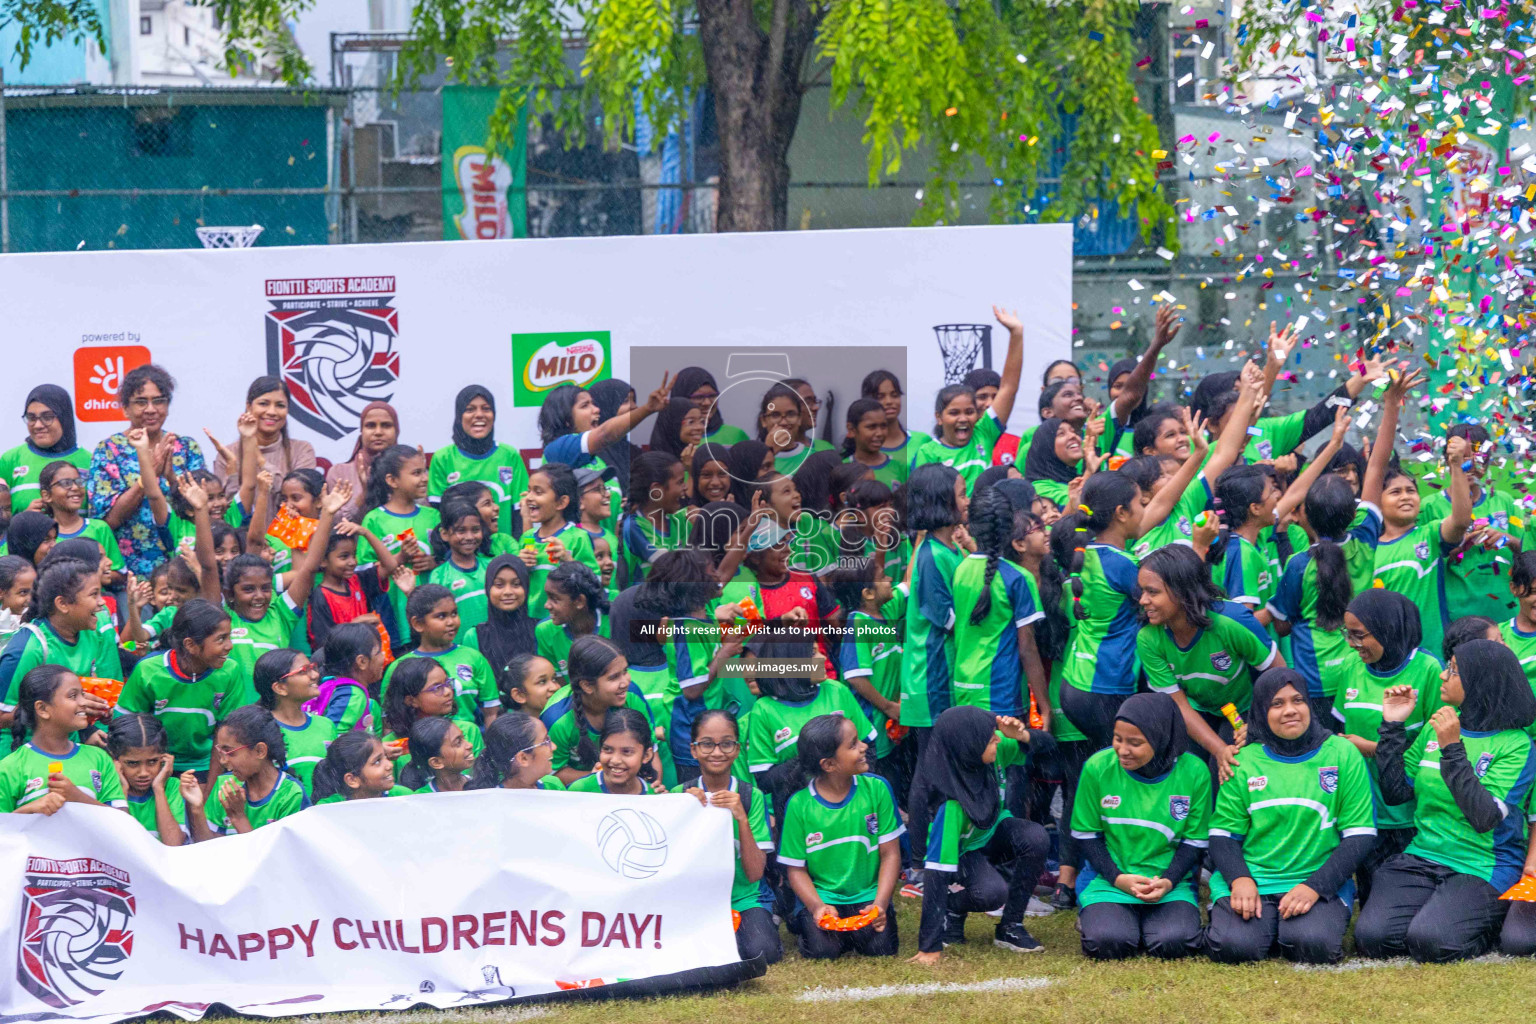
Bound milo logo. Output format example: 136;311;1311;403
513;331;612;405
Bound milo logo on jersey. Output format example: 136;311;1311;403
1248;775;1268;792
1100;794;1121;809
1318;766;1338;793
806;831;823;846
1169;795;1191;821
18;856;135;1009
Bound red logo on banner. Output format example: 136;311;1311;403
18;856;135;1009
73;346;151;422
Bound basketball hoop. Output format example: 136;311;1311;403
933;323;993;384
195;225;264;249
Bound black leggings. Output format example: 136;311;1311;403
1059;684;1125;749
1078;899;1203;960
1054;740;1091;875
917;817;1050;952
735;906;782;964
1501;900;1536;956
1206;894;1351;965
1355;827;1415;909
795;901;900;960
1354;853;1507;963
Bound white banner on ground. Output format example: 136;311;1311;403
0;791;739;1023
0;225;1072;463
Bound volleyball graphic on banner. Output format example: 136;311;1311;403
596;808;669;880
17;857;136;1009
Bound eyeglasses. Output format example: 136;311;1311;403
127;396;170;410
519;737;555;755
688;390;718;402
23;412;58;427
1345;630;1371;645
281;663;321;682
690;738;740;754
424;681;456;696
48;478;83;491
214;744;248;758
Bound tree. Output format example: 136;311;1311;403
1;0;103;70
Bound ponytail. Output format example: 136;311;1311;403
400;716;455;790
1055;471;1138;622
311;731;383;802
363;445;420;514
107;712;168;758
1303;474;1359;632
11;664;72;750
967;489;1025;625
468;711;543;790
600;707;657;785
218;705;292;778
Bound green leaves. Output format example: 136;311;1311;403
1;0;105;71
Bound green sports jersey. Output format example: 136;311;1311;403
950;554;1044;716
226;592;304;686
1047;658;1086;742
1132;477;1212;561
866;455;905;490
705;423;750;446
1060;543;1142;697
125;776;189;837
788;515;840;577
1337;648;1442;829
774;444;818;477
1421;489;1528;622
547;690;656;773
1208;735;1376;898
1373;522;1454;664
908;410;1004;494
1069;747;1211;906
1137;601;1278;715
383;645;498;726
142;603;179;642
724;780;775;910
315;784;414;805
164;503;247;554
617;511;684;587
535;774;567;791
535;612;610;681
1030;479;1069;509
276;712;335;794
839;598;906;759
899;535;964;727
1244;410;1308;463
778;774;904;905
567;773;660;794
116;652;257;771
880;429;930;481
0;443;89;512
1501;619;1536;703
56;517;125;572
428;443;529;538
1402;724;1536;888
429;554;492;643
924;736;1027;871
265;534;295;574
0;619;125;755
203;772;309;834
0;740;125;811
519;521;597;619
386;716;484;760
745;684;876;773
1218;534;1278;619
358;504;441;565
1270;503;1383;700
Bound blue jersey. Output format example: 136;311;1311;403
1060;543;1142;696
950;554;1044;716
898;536;963;727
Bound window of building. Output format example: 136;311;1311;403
139;16;151;34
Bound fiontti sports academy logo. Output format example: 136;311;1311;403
18;856;135;1009
595;808;668;879
264;276;401;440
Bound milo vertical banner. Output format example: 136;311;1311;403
442;87;528;240
513;331;612;407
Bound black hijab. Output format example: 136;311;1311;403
726;440;772;505
1114;692;1186;779
671;366;723;434
452;385;497;457
909;706;1001;858
745;631;818;702
649;398;697;458
1248;667;1331;757
1454;639;1536;733
6;511;57;567
474;555;536;686
24;385;77;455
993;477;1039;513
1023;418;1078;485
1348;589;1421;674
588;377;638;489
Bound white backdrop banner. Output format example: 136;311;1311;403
0;225;1072;462
0;791;744;1023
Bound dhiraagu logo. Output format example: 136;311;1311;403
513;331;611;406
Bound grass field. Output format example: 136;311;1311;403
270;897;1536;1024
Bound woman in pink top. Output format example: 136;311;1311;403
325;401;401;522
213;376;316;527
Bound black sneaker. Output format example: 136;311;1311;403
994;922;1044;953
1050;882;1077;911
942;910;967;947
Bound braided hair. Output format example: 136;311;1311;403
545;560;611;619
217;705;293;778
400;716;456;790
1207;464;1272;568
968;488;1028;625
468;711;544;789
1053;471;1139;622
107;712;169;758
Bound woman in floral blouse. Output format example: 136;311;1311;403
87;363;205;575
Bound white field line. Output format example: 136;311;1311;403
796;977;1053;1002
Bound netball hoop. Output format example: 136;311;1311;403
195;224;264;249
933;323;993;384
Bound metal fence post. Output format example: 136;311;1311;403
1;69;10;254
